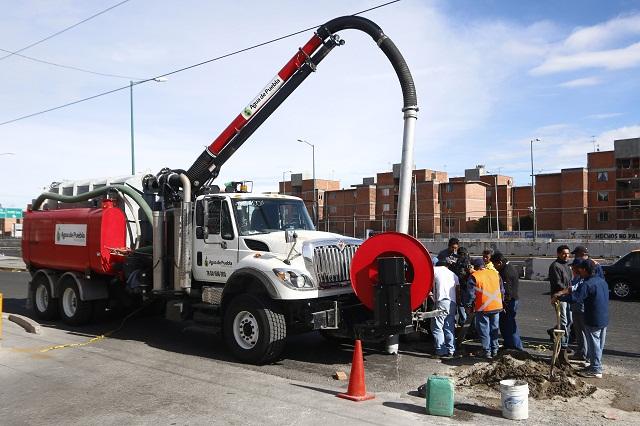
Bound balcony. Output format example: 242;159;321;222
616;190;640;200
616;169;640;180
617;209;640;221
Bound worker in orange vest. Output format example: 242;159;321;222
464;257;504;360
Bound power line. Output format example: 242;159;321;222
0;47;142;80
0;0;402;127
0;0;132;62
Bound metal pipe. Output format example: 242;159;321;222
152;211;164;291
396;108;418;233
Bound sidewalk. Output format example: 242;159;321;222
0;256;26;271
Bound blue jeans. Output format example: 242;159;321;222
431;300;457;355
584;325;607;373
559;301;572;348
499;299;524;350
476;311;500;356
571;309;588;359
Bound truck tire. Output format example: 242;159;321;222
59;278;93;325
223;294;286;364
31;275;59;320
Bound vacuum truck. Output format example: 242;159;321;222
21;16;422;364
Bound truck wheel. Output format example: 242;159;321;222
31;275;59;320
223;294;286;364
59;279;93;325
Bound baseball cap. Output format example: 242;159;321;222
470;258;484;268
571;246;588;255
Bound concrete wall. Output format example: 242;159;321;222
421;239;637;260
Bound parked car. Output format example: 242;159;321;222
601;250;640;300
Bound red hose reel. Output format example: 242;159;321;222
350;232;433;311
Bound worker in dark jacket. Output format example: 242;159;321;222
552;258;609;378
464;258;503;359
548;245;572;350
492;252;524;351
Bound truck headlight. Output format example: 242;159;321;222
273;268;315;290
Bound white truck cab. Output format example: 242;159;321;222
191;191;362;363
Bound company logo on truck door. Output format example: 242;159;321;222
55;224;87;246
240;75;283;119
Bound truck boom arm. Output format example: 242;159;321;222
185;16;418;217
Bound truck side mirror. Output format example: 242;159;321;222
285;229;297;244
195;226;205;239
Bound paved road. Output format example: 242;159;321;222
1;271;639;424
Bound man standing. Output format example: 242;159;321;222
431;258;459;359
548;245;573;352
571;246;604;278
553;259;609;378
492;252;524;351
465;258;503;359
437;237;459;267
569;262;588;363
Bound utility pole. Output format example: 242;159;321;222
530;138;540;242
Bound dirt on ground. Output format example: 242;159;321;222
456;351;596;400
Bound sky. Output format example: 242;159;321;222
1;0;639;207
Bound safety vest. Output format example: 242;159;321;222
472;269;503;312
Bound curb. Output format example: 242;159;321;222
7;313;41;334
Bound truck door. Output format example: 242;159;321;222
193;197;237;283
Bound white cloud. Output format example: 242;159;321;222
558;76;601;88
586;112;623;120
532;41;640;75
563;13;640;51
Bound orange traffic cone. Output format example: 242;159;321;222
337;339;375;401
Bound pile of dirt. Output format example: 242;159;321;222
457;352;597;399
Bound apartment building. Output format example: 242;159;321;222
279;173;340;221
279;136;640;234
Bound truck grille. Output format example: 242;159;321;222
313;243;359;288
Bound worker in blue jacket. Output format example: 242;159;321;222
552;258;609;378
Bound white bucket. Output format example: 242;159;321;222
500;379;529;420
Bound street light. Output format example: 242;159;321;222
130;77;168;175
282;170;292;194
297;139;316;225
530;138;540;242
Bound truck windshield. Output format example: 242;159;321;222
232;198;315;236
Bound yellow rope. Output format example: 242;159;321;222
38;302;150;353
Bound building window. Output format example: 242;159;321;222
597;192;609;201
621;159;631;169
597;171;608;182
329;206;337;214
598;211;609;222
383;203;390;212
446;183;454;192
382;188;390;196
445;199;454;209
487;189;492;197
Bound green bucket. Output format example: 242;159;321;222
425;375;454;417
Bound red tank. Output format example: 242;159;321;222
22;199;127;275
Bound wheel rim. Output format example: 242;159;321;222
233;310;259;350
35;284;49;312
62;287;78;318
614;282;630;298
